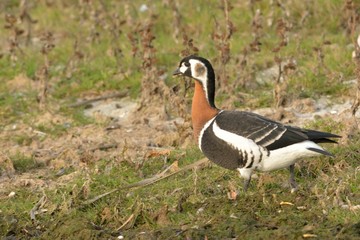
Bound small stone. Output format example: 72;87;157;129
196;207;204;215
139;4;148;12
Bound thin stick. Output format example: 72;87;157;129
30;195;47;221
81;158;209;206
117;213;134;231
87;143;118;152
68;91;128;108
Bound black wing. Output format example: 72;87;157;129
215;111;340;150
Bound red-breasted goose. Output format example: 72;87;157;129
173;55;340;191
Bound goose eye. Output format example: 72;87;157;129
184;62;190;67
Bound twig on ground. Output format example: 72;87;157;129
30;194;47;221
34;148;65;165
117;213;135;230
36;143;119;164
81;158;209;206
67;90;128;108
87;143;118;152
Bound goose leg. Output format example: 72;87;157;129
289;164;298;191
243;176;252;192
238;168;252;192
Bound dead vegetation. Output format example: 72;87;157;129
0;1;359;239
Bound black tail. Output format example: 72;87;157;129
305;129;341;144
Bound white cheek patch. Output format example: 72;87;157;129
189;59;209;101
189;59;207;82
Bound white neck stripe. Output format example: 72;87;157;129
198;115;218;151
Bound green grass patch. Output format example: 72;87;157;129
11;154;44;173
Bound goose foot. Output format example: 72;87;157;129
289;164;298;192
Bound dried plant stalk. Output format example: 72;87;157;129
37;32;55;108
4;13;25;63
98;1;125;70
137;15;169;114
273;56;285;109
212;0;236;88
347;0;360;117
63;39;84;79
180;30;199;57
169;0;182;43
351;61;360;117
19;0;37;46
235;7;263;88
272;18;292;116
250;8;263;52
140;21;157;98
343;0;360;35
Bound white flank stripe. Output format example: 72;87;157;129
212;121;263;161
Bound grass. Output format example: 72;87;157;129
10;154;44;173
1;145;359;238
0;0;359;239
